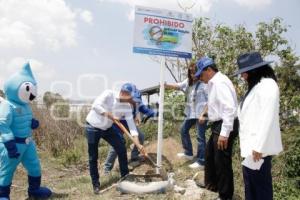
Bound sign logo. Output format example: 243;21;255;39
133;6;193;58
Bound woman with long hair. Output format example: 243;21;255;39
165;62;208;169
234;52;283;200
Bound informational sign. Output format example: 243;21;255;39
133;6;193;58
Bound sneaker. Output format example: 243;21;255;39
177;152;193;160
93;186;100;194
189;162;205;169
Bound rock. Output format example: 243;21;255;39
182;179;205;200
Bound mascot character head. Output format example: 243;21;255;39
4;63;37;105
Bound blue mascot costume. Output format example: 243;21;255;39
0;63;52;199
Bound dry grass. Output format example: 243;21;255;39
10;134;246;200
32;105;85;157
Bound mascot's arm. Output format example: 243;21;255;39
31;118;39;129
0;102;20;159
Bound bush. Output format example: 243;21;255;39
32;105;84;157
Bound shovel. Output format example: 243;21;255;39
113;119;159;168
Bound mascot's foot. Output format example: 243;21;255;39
0;185;10;200
28;176;52;199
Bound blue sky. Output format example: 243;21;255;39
0;0;299;101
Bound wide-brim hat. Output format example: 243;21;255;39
233;52;273;76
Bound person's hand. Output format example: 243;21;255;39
141;115;150;124
198;114;206;124
134;116;141;126
217;136;228;150
164;82;169;89
104;112;118;121
138;145;146;156
252;150;262;162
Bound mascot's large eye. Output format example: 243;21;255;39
18;82;37;103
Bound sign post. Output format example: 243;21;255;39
133;6;193;173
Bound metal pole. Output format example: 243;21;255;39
156;56;165;174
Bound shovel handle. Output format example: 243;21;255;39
113;119;159;168
113;119;144;153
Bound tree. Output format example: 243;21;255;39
43;91;70;118
166;17;300;199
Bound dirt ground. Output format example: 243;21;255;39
10;138;220;200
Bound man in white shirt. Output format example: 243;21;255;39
103;83;158;173
195;57;239;200
85;86;144;194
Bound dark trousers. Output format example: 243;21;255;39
205;119;239;200
243;156;273;200
85;123;129;188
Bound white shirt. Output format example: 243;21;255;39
238;78;283;157
177;79;208;119
207;72;238;137
86;90;139;136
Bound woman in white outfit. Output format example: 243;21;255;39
234;52;283;200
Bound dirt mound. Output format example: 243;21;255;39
131;138;188;175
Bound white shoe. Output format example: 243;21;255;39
189;162;205;170
177;152;193;160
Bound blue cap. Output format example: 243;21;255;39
194;57;215;78
121;83;141;103
133;89;142;104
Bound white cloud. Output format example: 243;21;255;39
0;0;77;51
0;57;55;84
233;0;272;9
98;0;216;20
79;9;94;25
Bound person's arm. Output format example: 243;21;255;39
125;115;144;152
198;105;208;124
164;83;180;90
215;82;237;150
138;104;157;123
252;80;280;160
165;79;188;92
92;91;117;120
217;83;237;138
121;104;143;147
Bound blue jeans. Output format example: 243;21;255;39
104;126;145;172
85;123;129;187
180;118;207;165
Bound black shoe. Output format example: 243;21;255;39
215;197;232;200
195;181;206;188
93;186;100;194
